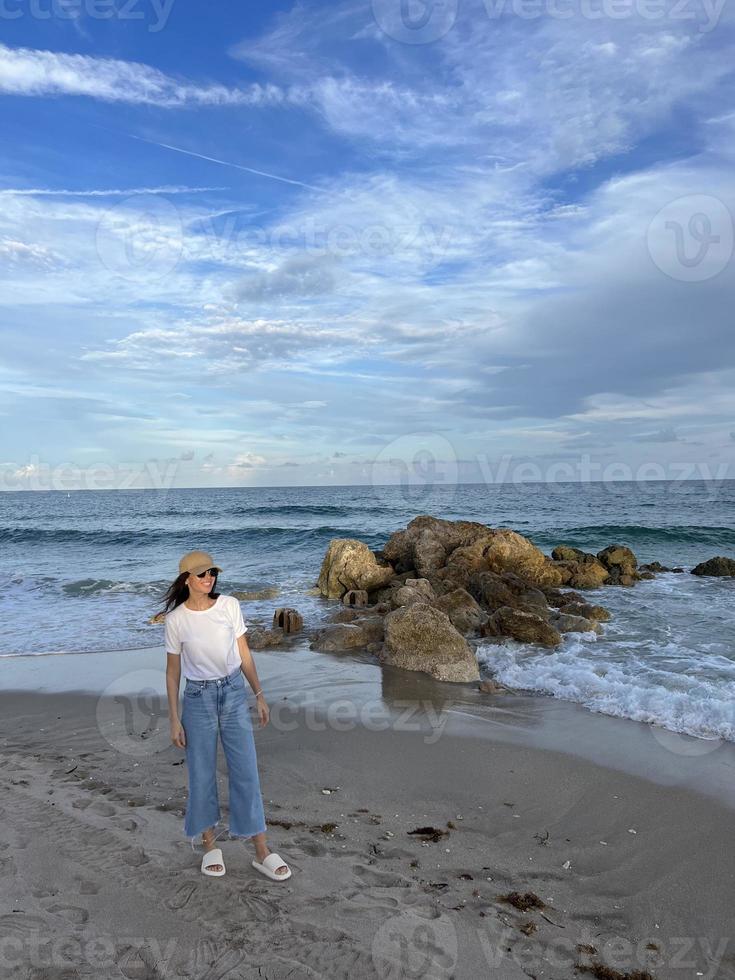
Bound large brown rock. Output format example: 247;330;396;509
393;578;436;608
412;529;448;577
468;570;518;610
469;570;550;617
310;622;372;651
691;556;735;577
550;611;602;635
558;600;611;622
317;539;395;599
481;529;564;587
432;588;485;634
351;616;386;643
247;628;285;650
551;545;588;562
381;603;480;682
543;589;586;608
381;516;563;587
481;607;562;648
596;544;639;584
553;558;609;589
597;544;638;572
382;517;489;574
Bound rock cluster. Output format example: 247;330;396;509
310;516;656;682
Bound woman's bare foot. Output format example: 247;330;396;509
202;829;223;872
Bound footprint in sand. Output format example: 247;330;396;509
342;888;400;910
32;886;59;899
165;882;198;911
114;818;138;832
43;903;89;924
71;798;92;810
238;892;281;923
187;941;247;980
0;853;16;876
116;943;159;980
121;847;149;867
352;864;408;888
292;838;328;857
90;801;116;816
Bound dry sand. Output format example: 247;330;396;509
0;655;733;980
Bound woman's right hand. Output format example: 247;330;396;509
170;720;186;748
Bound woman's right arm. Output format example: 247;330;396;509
166;653;185;747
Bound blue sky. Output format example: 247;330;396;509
1;0;734;489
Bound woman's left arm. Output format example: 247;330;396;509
236;633;269;727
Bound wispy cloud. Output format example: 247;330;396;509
0;43;289;106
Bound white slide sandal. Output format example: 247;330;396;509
201;847;226;877
252;852;291;881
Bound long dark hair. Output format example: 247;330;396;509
158;571;220;617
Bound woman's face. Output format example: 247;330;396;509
187;569;216;595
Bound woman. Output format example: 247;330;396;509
162;549;291;881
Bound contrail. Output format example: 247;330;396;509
128;134;321;192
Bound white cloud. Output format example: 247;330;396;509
0;238;62;270
0;43;290;106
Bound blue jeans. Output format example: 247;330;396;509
180;666;267;841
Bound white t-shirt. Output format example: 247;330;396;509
164;594;247;680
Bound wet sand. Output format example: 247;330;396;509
0;646;733;979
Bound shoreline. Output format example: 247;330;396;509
0;680;733;978
3;643;735;812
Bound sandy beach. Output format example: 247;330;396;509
0;646;733;980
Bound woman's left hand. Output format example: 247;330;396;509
256;694;269;727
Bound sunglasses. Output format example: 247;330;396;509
195;567;219;578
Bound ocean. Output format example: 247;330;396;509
2;480;734;743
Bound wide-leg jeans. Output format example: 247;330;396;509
180;666;267;841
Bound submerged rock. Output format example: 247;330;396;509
481;606;562;648
556;600;611;622
232;586;280;601
247;628;285;650
691;556;735;577
310;623;370;652
550;611;602;635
